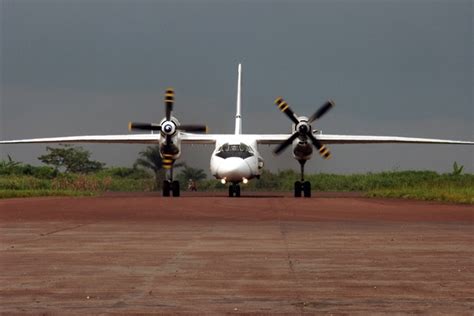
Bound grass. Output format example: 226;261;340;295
367;185;474;204
0;175;154;192
0;189;97;199
196;170;474;204
0;170;472;204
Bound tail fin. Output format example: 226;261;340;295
234;63;242;135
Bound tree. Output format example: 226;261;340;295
38;145;105;173
452;161;464;176
177;164;207;184
133;145;184;189
0;155;21;175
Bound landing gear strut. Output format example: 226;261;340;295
228;183;241;197
294;160;311;198
162;166;180;197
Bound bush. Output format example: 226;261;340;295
95;167;152;180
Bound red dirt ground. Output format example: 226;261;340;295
1;192;473;315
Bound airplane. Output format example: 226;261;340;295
1;64;473;197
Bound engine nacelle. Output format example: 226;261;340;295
158;116;182;167
292;141;313;161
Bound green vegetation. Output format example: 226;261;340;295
176;164;207;184
195;169;473;204
367;185;474;204
1;148;472;203
134;145;184;189
0;173;154;193
0;190;96;199
451;161;464;176
38;145;105;173
0;151;155;198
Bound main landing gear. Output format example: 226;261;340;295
228;183;241;197
162;180;180;197
162;166;180;197
294;160;311;198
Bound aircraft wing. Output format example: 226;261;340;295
1;133;472;146
256;134;474;145
180;133;218;144
0;134;160;144
0;132;220;145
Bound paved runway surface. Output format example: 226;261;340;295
1;192;473;315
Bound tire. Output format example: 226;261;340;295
294;181;302;198
228;184;234;197
303;181;311;198
172;181;180;197
163;181;171;197
235;185;241;197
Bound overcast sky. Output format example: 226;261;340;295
1;0;472;174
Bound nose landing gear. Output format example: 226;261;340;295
228;183;241;197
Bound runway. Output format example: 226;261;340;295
1;192;473;314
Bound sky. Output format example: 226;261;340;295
1;0;473;174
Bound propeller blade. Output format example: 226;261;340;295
308;100;335;123
177;124;208;133
274;97;299;124
274;132;300;155
128;122;161;131
307;132;331;159
163;134;173;148
164;88;174;121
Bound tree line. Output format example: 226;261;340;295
1;145;207;189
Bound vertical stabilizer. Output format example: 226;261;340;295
235;63;242;135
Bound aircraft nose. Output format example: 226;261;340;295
217;157;251;182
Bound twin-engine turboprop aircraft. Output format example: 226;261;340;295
1;64;473;197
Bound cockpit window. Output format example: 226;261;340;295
216;143;254;159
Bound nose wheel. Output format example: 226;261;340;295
228;183;241;197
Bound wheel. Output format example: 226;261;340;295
228;184;235;197
172;181;180;197
162;180;171;197
294;181;302;198
235;185;241;197
303;181;311;198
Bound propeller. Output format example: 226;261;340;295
273;97;334;159
128;88;207;168
128;88;208;135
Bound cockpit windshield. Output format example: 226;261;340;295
216;143;254;159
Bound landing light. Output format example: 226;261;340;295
242;178;248;184
221;178;226;184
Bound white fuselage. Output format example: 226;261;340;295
210;135;263;183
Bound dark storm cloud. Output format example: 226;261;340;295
1;0;472;173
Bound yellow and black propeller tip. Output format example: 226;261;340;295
318;145;332;160
274;97;299;124
164;88;175;121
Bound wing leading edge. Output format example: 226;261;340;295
1;133;472;146
255;134;474;145
0;132;220;145
0;134;161;145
